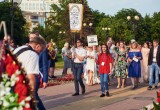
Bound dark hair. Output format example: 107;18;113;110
153;39;159;44
101;44;110;56
76;39;83;43
119;41;124;44
144;41;149;48
29;36;46;49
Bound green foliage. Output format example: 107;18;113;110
153;101;160;110
33;2;160;46
151;12;160;40
94;8;160;44
0;2;26;45
142;107;147;110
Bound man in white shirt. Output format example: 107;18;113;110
28;31;48;110
148;39;160;90
13;36;46;92
72;39;86;96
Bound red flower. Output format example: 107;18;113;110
18;96;26;103
157;98;160;103
4;54;13;65
14;83;28;97
6;62;19;77
23;108;32;110
16;74;25;84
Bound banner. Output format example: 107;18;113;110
87;35;98;46
69;3;83;32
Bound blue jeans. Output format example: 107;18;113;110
100;74;109;93
73;63;85;93
149;63;160;86
35;76;46;110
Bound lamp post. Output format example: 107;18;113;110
127;15;140;40
102;27;111;41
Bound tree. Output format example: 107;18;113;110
151;12;160;40
115;8;143;42
41;0;94;50
95;16;111;43
0;1;26;45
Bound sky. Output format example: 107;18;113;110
87;0;160;17
0;0;160;17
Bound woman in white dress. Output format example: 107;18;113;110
86;46;97;85
140;42;150;83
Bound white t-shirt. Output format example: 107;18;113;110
153;46;158;62
13;45;39;75
74;47;86;63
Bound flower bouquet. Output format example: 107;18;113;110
0;41;36;110
142;90;160;110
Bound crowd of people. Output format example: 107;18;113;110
62;37;160;97
2;32;160;109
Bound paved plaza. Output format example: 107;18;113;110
38;69;157;110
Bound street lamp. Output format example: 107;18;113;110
127;15;140;40
59;31;62;34
83;23;86;27
89;23;93;27
83;22;93;27
59;31;65;34
83;22;93;35
59;31;66;37
102;27;111;41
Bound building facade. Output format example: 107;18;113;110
18;0;59;30
20;0;59;13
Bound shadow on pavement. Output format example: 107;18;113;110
43;93;92;109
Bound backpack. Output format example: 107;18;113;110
14;45;35;57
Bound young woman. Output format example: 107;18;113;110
97;44;112;97
128;42;142;89
115;41;127;88
86;46;97;85
140;42;150;83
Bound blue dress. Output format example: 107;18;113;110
128;51;142;78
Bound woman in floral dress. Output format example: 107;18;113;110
115;41;128;88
